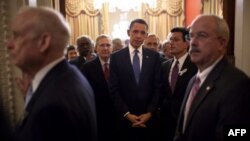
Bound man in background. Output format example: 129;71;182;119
70;35;95;70
160;27;197;141
112;38;124;52
161;40;173;60
144;33;166;63
82;34;117;141
65;45;78;61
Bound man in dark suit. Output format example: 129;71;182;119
69;35;94;70
7;7;97;141
0;99;11;141
82;34;117;141
160;27;197;141
109;19;162;141
174;15;250;141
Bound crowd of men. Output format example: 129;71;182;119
2;6;250;141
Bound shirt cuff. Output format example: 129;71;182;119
123;112;130;117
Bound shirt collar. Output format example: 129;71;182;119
129;43;143;55
99;57;110;66
173;53;188;69
31;57;65;93
196;56;223;86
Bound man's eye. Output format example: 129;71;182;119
132;30;139;34
197;33;208;38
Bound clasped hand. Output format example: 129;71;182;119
126;112;152;128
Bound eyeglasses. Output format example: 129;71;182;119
185;32;220;41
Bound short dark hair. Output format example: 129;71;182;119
170;27;188;42
65;45;76;59
67;45;76;52
129;18;148;30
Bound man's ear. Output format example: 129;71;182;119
38;32;51;52
218;37;227;51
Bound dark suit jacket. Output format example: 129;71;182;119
109;47;162;141
160;55;197;140
69;56;86;70
0;101;11;141
81;57;117;141
14;60;97;141
109;47;162;125
174;58;250;141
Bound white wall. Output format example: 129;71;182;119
235;0;250;77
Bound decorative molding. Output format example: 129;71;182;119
65;0;100;17
0;0;15;127
144;0;183;16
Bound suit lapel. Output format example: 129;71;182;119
175;56;191;91
19;61;67;129
123;48;137;84
185;58;228;130
139;48;150;84
93;57;108;84
164;59;173;95
162;58;173;82
26;61;69;113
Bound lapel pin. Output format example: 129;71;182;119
206;86;211;91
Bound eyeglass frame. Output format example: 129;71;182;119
185;31;221;41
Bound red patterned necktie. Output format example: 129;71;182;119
183;76;200;132
104;63;109;82
170;60;179;92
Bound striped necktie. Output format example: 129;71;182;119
170;60;179;92
104;62;109;82
183;76;201;132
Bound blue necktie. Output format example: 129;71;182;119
133;49;140;84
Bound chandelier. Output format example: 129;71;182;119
94;0;157;12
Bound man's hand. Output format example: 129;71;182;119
126;112;152;128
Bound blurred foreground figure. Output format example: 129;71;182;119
7;7;97;141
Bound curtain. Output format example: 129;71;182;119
0;0;23;127
140;0;185;41
66;0;103;44
65;0;223;44
201;0;223;17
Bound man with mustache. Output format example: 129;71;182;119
174;15;250;141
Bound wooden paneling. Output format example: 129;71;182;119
223;0;235;64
